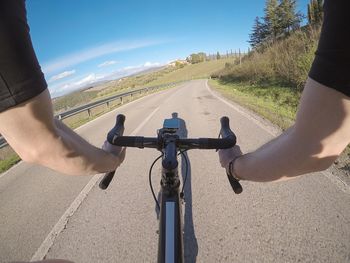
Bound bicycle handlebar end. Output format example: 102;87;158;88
226;172;243;194
220;117;242;194
99;171;115;190
100;114;126;190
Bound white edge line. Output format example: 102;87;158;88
30;105;161;261
30;174;101;261
206;80;349;194
321;171;350;194
205;80;280;137
0;161;24;179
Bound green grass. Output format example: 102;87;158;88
210;79;350;165
209;79;301;130
53;90;99;112
0;154;20;174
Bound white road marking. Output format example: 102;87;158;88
322;171;350;194
30;174;101;261
31;106;160;261
130;107;160;136
206;80;350;195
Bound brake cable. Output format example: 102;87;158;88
178;150;189;199
149;154;163;211
149;149;189;210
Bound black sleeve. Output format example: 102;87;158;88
0;0;47;113
308;0;350;97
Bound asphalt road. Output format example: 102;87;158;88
0;80;349;263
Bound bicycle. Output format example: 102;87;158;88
99;114;242;263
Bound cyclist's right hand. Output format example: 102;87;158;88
218;145;243;170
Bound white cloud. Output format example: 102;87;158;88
42;39;169;75
49;73;103;97
49;61;164;97
121;62;160;71
143;61;160;67
75;74;97;86
98;60;119;67
49;70;76;82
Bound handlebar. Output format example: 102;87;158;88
99;114;243;194
109;136;235;150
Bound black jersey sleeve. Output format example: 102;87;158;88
0;0;47;113
308;0;350;97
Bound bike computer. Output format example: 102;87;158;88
162;118;180;132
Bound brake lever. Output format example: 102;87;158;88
219;116;242;194
99;114;125;190
226;171;243;194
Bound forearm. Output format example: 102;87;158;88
233;78;350;182
0;89;120;176
34;120;119;176
234;127;336;182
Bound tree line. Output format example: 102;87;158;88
249;0;323;49
186;50;246;64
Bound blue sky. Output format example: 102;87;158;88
26;0;309;97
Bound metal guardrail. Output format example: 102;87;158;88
0;137;5;149
0;81;182;149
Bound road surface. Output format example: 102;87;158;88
0;80;349;263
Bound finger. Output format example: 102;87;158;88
233;145;243;155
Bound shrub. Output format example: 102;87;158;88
214;28;320;91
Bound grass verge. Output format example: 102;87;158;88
147;58;234;86
210;78;349;178
0;154;20;174
209;79;301;130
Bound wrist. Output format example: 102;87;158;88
228;156;243;181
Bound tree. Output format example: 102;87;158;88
264;0;281;40
248;0;304;49
308;0;323;26
198;52;207;62
216;52;221;60
175;61;185;68
187;52;207;64
278;0;303;34
249;16;268;48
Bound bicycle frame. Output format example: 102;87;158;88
157;120;184;263
157;167;183;263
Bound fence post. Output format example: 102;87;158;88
106;101;110;109
87;108;91;117
120;97;123;104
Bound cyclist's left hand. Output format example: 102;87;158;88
102;140;126;166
